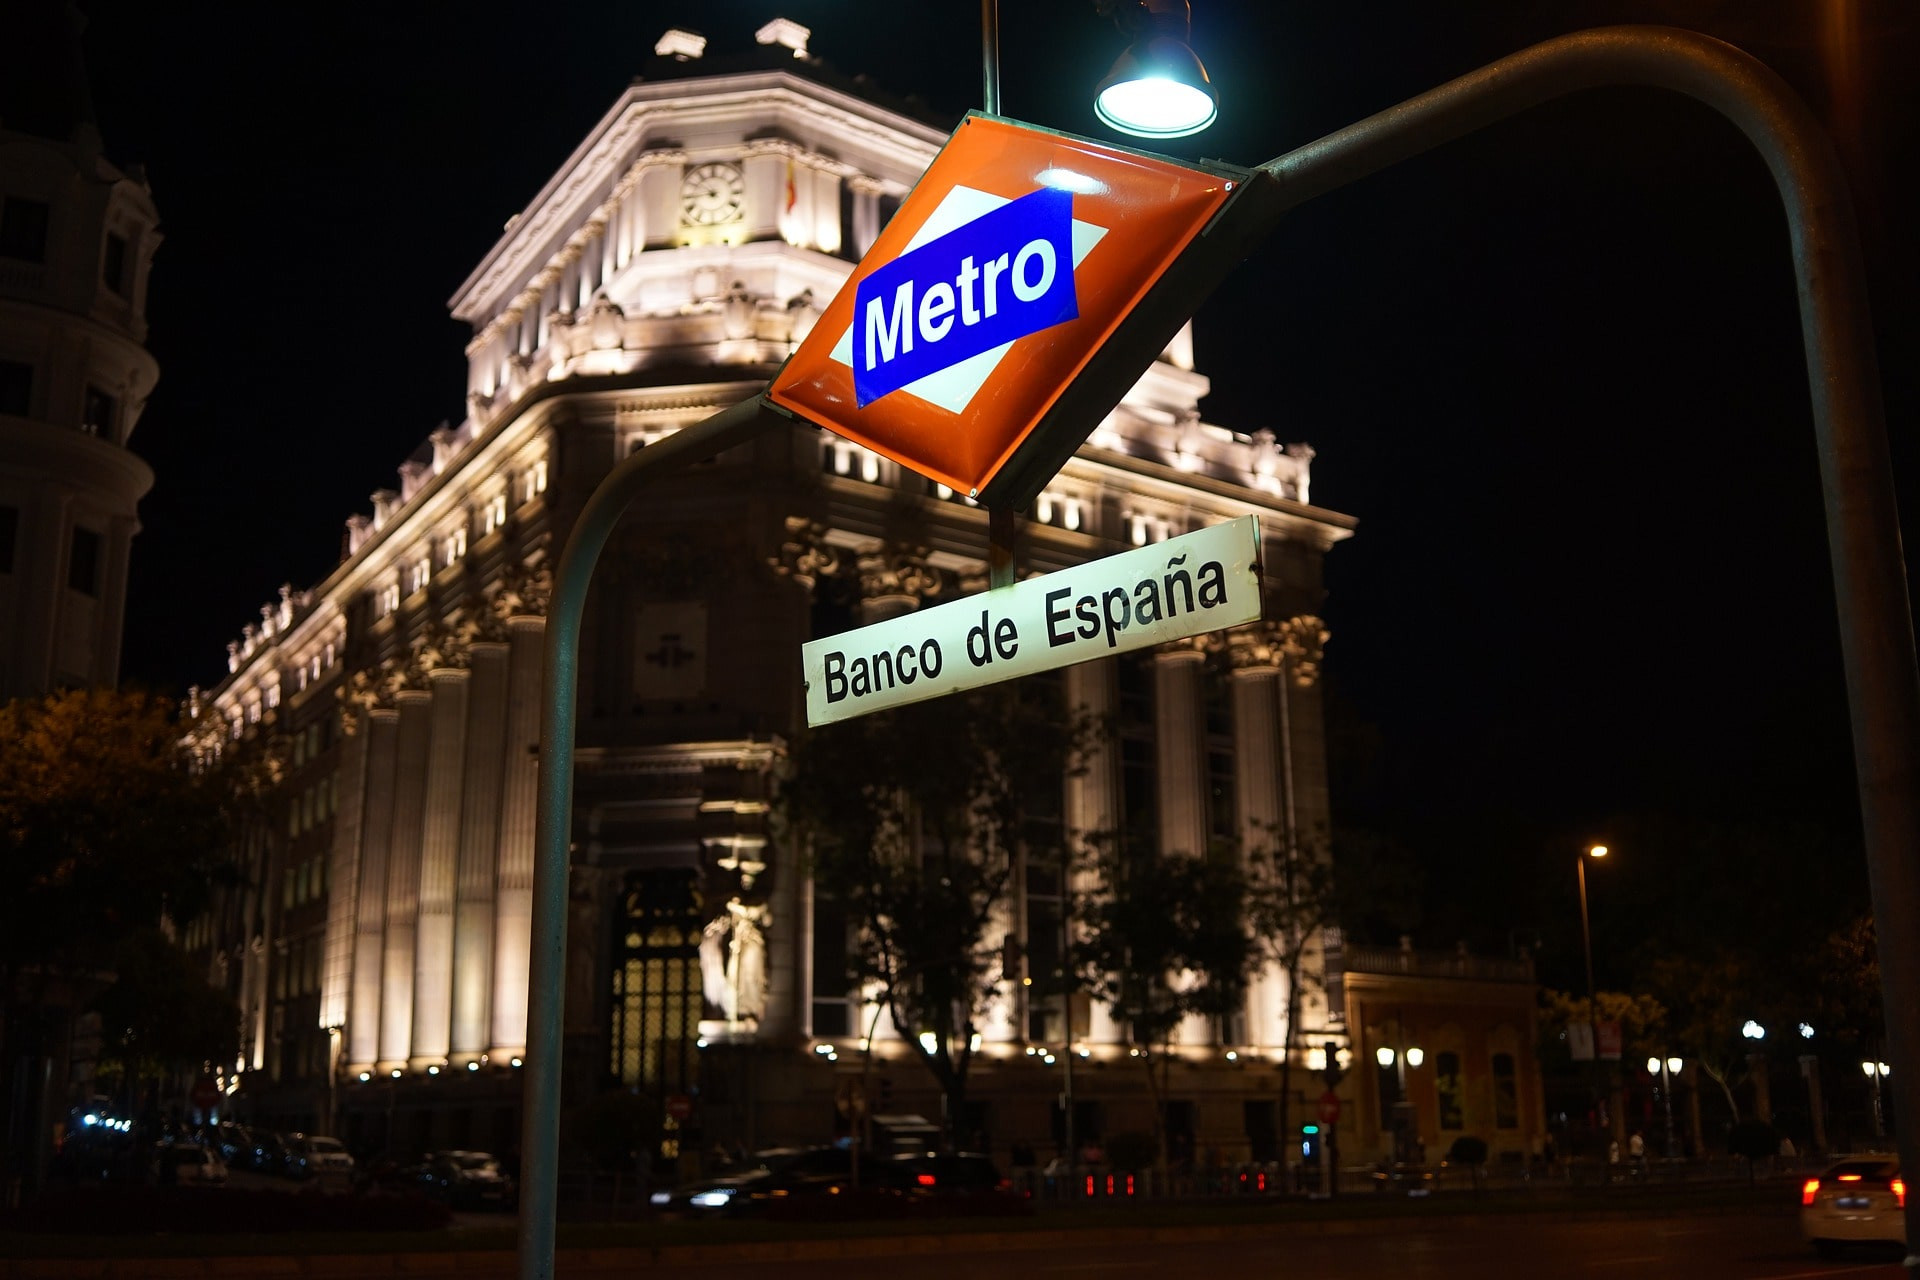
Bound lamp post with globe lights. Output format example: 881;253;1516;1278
1862;1059;1891;1139
1647;1055;1682;1159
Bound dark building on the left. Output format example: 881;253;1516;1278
0;1;160;700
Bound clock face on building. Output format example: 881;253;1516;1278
680;162;745;226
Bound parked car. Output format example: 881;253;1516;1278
1370;1161;1436;1196
234;1128;289;1174
887;1150;1013;1196
651;1145;873;1216
411;1150;517;1209
1802;1156;1905;1257
283;1132;355;1180
156;1140;229;1186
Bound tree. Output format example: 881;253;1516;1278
90;928;241;1113
0;689;248;989
1244;825;1339;1162
1642;949;1759;1124
1;688;250;1185
780;678;1091;1144
1075;839;1254;1170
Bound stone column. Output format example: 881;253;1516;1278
491;616;545;1059
1064;658;1122;1045
410;668;469;1068
1153;642;1211;1045
379;689;431;1070
320;705;370;1033
1226;626;1286;1050
1152;643;1207;859
452;642;509;1062
348;708;399;1071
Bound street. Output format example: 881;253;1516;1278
646;1211;1905;1279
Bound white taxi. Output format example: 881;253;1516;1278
1801;1156;1905;1257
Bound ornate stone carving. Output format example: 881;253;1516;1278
483;560;553;631
856;544;942;603
1278;614;1329;687
1215;620;1287;670
769;517;840;590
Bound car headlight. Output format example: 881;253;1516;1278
689;1189;735;1209
649;1190;672;1205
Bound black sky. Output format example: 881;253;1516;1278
68;1;1920;989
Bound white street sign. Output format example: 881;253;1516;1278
803;516;1262;726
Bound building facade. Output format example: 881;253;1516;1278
191;22;1368;1171
0;1;160;700
1342;940;1546;1168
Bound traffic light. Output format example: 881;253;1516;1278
1321;1040;1347;1089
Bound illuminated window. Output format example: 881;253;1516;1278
445;527;467;564
265;685;280;709
322;642;335;669
247;700;261;724
1493;1053;1519;1129
483;493;507;535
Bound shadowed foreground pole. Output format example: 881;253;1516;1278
517;393;782;1280
1250;26;1917;1267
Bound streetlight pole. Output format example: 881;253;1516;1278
1577;845;1606;1147
1648;1056;1680;1160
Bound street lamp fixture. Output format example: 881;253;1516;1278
1092;1;1218;139
1742;1020;1766;1040
1376;1046;1395;1067
1405;1047;1425;1068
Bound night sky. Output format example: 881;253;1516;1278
67;1;1920;991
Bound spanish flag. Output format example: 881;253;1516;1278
785;158;798;214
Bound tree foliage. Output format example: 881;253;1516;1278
780;678;1091;1139
1075;839;1254;1162
0;689;248;985
91;928;241;1083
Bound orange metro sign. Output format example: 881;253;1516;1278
769;114;1248;502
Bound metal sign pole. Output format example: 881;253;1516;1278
1245;28;1918;1260
517;395;784;1280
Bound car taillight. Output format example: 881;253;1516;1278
1801;1179;1821;1206
916;1173;936;1187
1894;1177;1906;1208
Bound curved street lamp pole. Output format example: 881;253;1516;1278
516;26;1920;1279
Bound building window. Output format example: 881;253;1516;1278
609;869;704;1159
0;197;50;263
67;527;101;596
1435;1050;1465;1131
444;527;466;565
1492;1052;1520;1130
103;233;129;296
483;493;507;535
0;506;15;574
81;386;115;436
810;889;851;1036
0;360;30;417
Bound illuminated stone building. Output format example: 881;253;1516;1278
194;21;1381;1169
0;2;160;700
